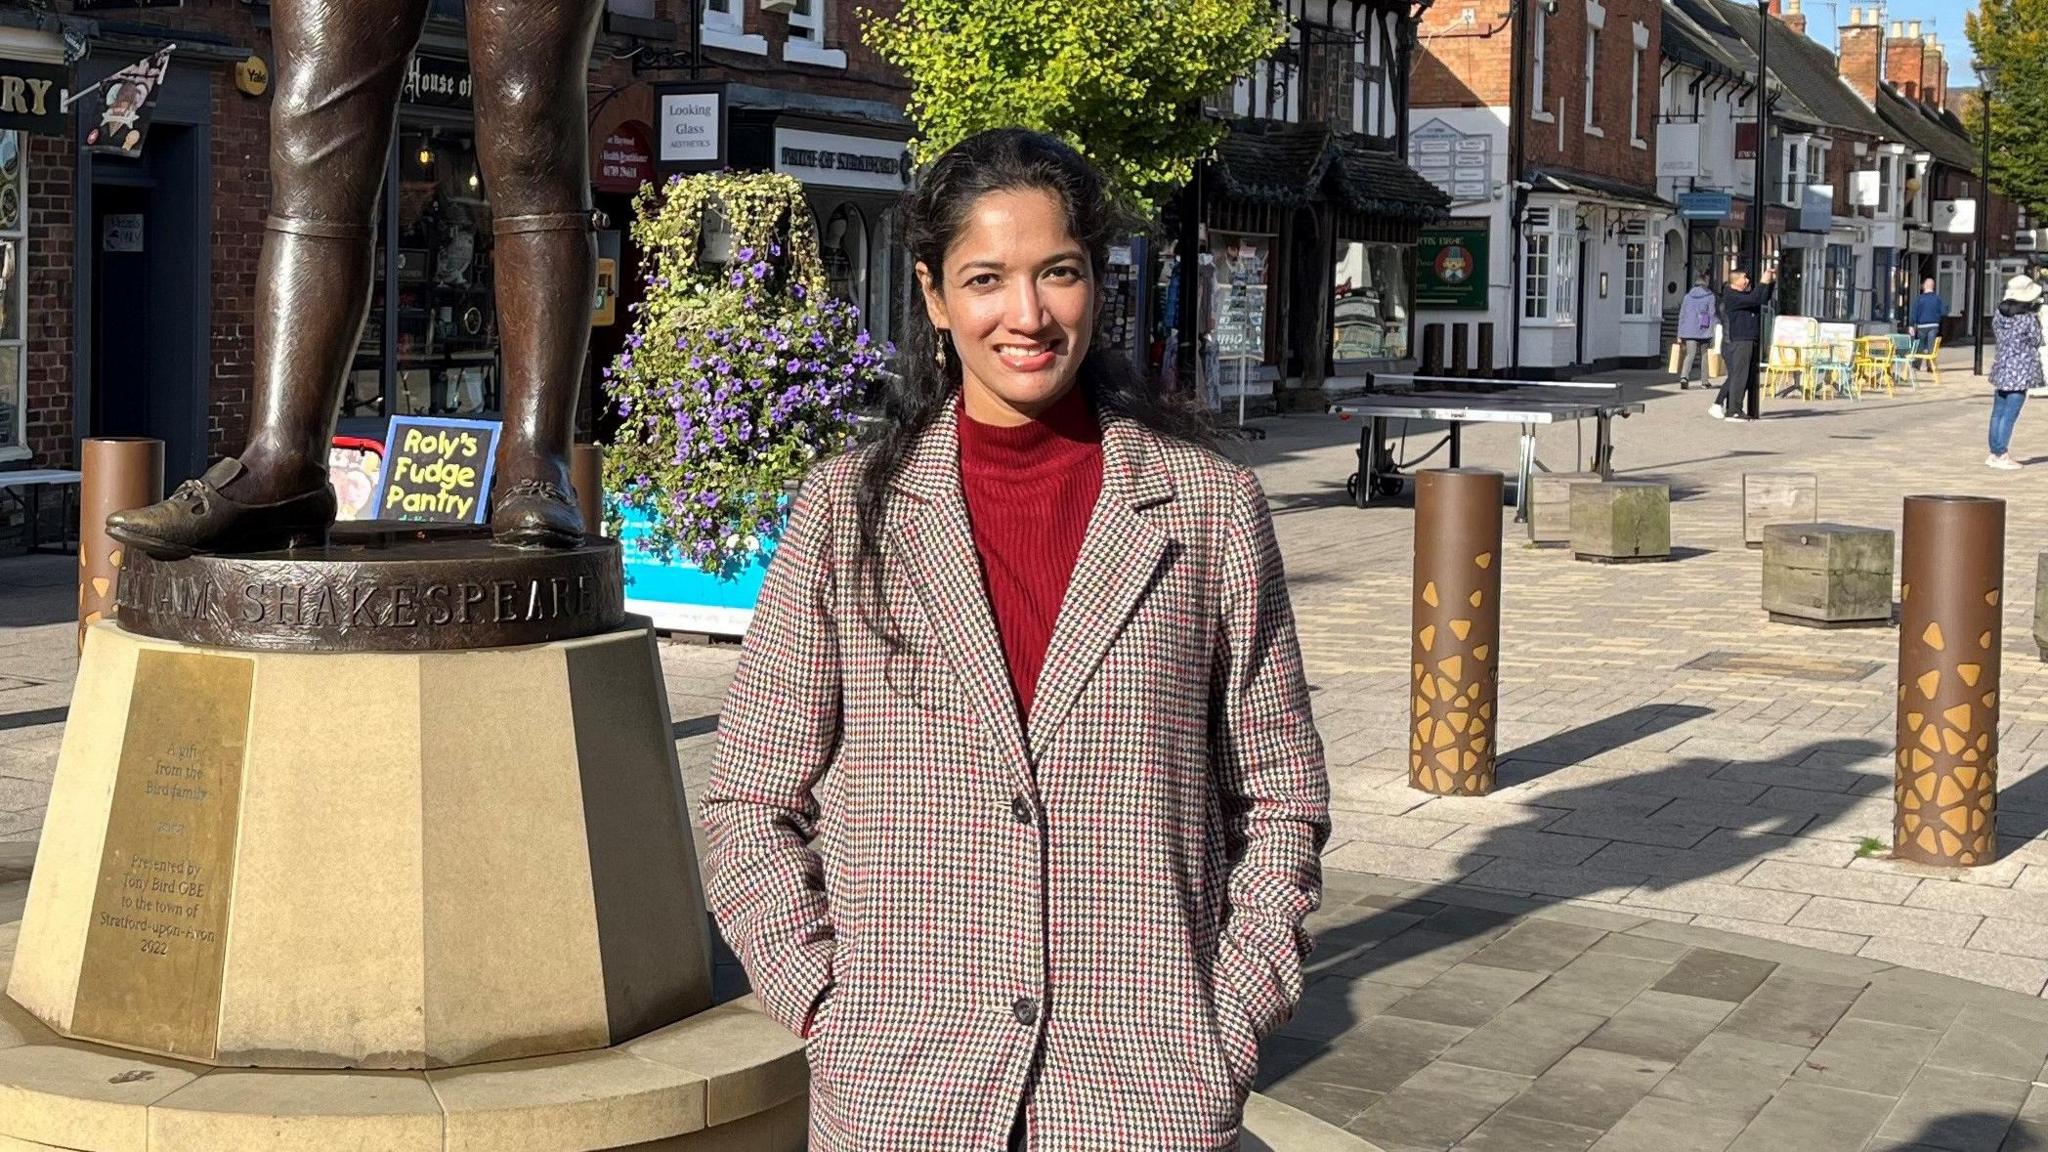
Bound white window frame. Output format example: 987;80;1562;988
1524;231;1553;320
1583;27;1601;136
1623;240;1648;316
782;0;847;67
1628;23;1647;148
1553;230;1576;321
702;0;768;55
1531;4;1553;123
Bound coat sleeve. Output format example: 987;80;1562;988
1211;468;1332;1044
700;469;844;1037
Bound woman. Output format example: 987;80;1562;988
1988;273;2043;470
702;129;1330;1151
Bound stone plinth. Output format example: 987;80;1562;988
1743;472;1820;549
9;621;712;1069
1762;523;1895;627
1526;471;1596;547
1569;481;1671;563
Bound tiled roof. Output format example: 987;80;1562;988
1875;84;1978;170
1212;123;1449;220
1708;0;1894;139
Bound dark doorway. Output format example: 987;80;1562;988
88;124;206;485
1779;249;1805;317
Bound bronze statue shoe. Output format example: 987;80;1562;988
490;477;585;549
105;457;335;560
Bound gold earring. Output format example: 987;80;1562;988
936;334;949;369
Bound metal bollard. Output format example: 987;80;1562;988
1895;495;2005;866
78;437;164;652
1409;468;1504;796
573;443;603;540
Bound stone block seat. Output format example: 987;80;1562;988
1761;522;1895;628
1569;481;1671;563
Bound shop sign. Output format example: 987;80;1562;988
1416;223;1489;310
1655;123;1701;178
594;120;653;194
658;85;725;171
401;54;471;109
1678;191;1732;221
1735;121;1758;161
1798;185;1833;233
80;46;173;158
1409;118;1494;203
1934;199;1976;235
773;128;911;192
374;415;500;525
0;59;67;137
103;213;144;253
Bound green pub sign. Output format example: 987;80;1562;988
1416;223;1489;310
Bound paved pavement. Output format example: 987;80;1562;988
11;345;2048;1146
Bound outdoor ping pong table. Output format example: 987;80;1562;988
1327;375;1645;519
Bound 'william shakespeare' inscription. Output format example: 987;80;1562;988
116;572;603;630
71;649;252;1062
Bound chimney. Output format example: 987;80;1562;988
1923;34;1947;110
1784;0;1807;38
1839;8;1883;105
1886;18;1927;101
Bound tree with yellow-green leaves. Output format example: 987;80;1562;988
1966;0;2048;217
862;0;1287;215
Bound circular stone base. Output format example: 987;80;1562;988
114;522;626;652
0;962;810;1152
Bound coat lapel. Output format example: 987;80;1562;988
1025;416;1176;763
888;407;1033;778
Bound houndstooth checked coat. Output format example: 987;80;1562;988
703;399;1330;1150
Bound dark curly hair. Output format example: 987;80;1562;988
850;128;1210;633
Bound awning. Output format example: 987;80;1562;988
1212;123;1449;222
1529;169;1674;213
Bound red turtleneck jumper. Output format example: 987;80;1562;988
956;386;1105;720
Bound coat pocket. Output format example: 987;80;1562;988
1211;975;1261;1091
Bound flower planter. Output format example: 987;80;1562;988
616;501;778;638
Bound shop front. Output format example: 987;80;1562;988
0;22;66;465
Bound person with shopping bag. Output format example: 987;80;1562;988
1673;274;1717;390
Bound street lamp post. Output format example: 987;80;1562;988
1746;0;1771;420
1974;63;1998;377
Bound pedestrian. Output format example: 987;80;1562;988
702;128;1330;1151
1987;273;2044;470
1674;273;1717;390
1911;277;1946;354
1711;265;1776;421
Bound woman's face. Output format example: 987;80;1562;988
918;187;1095;426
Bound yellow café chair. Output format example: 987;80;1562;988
1762;342;1808;400
1853;336;1897;397
1907;335;1943;387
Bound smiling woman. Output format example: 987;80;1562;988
701;128;1331;1151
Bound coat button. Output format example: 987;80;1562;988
1012;996;1038;1026
1010;795;1034;825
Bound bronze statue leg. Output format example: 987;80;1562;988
238;0;433;504
469;0;606;547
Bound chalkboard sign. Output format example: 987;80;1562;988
374;416;500;525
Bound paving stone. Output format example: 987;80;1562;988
1430;825;1611;867
1408;797;1572;829
1257;1077;1384;1130
1277;976;1413;1042
1686;915;1869;955
1587;1096;1749;1152
1581;990;1734;1063
1544;808;1718;849
1872;1065;2031;1151
1436;1002;1608;1077
1694;829;1861;867
1847;982;1971;1032
1859;939;2048;997
1460;858;1646;903
1416;903;1521;942
1521;952;1676;1017
1501;1047;1674;1130
1911;884;2048;928
1464;919;1609;974
1650;949;1780;1003
1997;1083;2048;1152
1383;963;1549;1028
1530;902;1651;935
1724;1081;1898;1152
1741;860;1923;904
1454;1111;1604;1152
1718;972;1865;1049
1327;929;1495;987
1648;1031;1811;1115
1624;879;1810;924
1924;1007;2048;1082
1325;840;1492;885
1652;799;1816;835
1588;933;1692;962
1347;1060;1531;1152
1791;897;1982;945
1968;919;2048;961
1793;1017;1944;1095
1331;813;1468;848
1263;1015;1472;1094
1583;841;1762;884
1596;772;1771;807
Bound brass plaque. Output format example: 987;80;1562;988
72;648;253;1061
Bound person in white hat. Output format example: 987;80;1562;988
1987;273;2045;469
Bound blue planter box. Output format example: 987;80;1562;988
615;502;778;637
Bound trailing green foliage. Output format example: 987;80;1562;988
1966;0;2048;218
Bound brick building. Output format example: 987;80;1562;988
0;0;906;494
1412;0;1669;373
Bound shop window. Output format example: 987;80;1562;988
1523;231;1552;320
1332;240;1411;361
1623;241;1647;316
347;126;498;422
1210;232;1272;363
0;132;20;453
1552;234;1575;322
1823;243;1855;322
820;203;868;319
